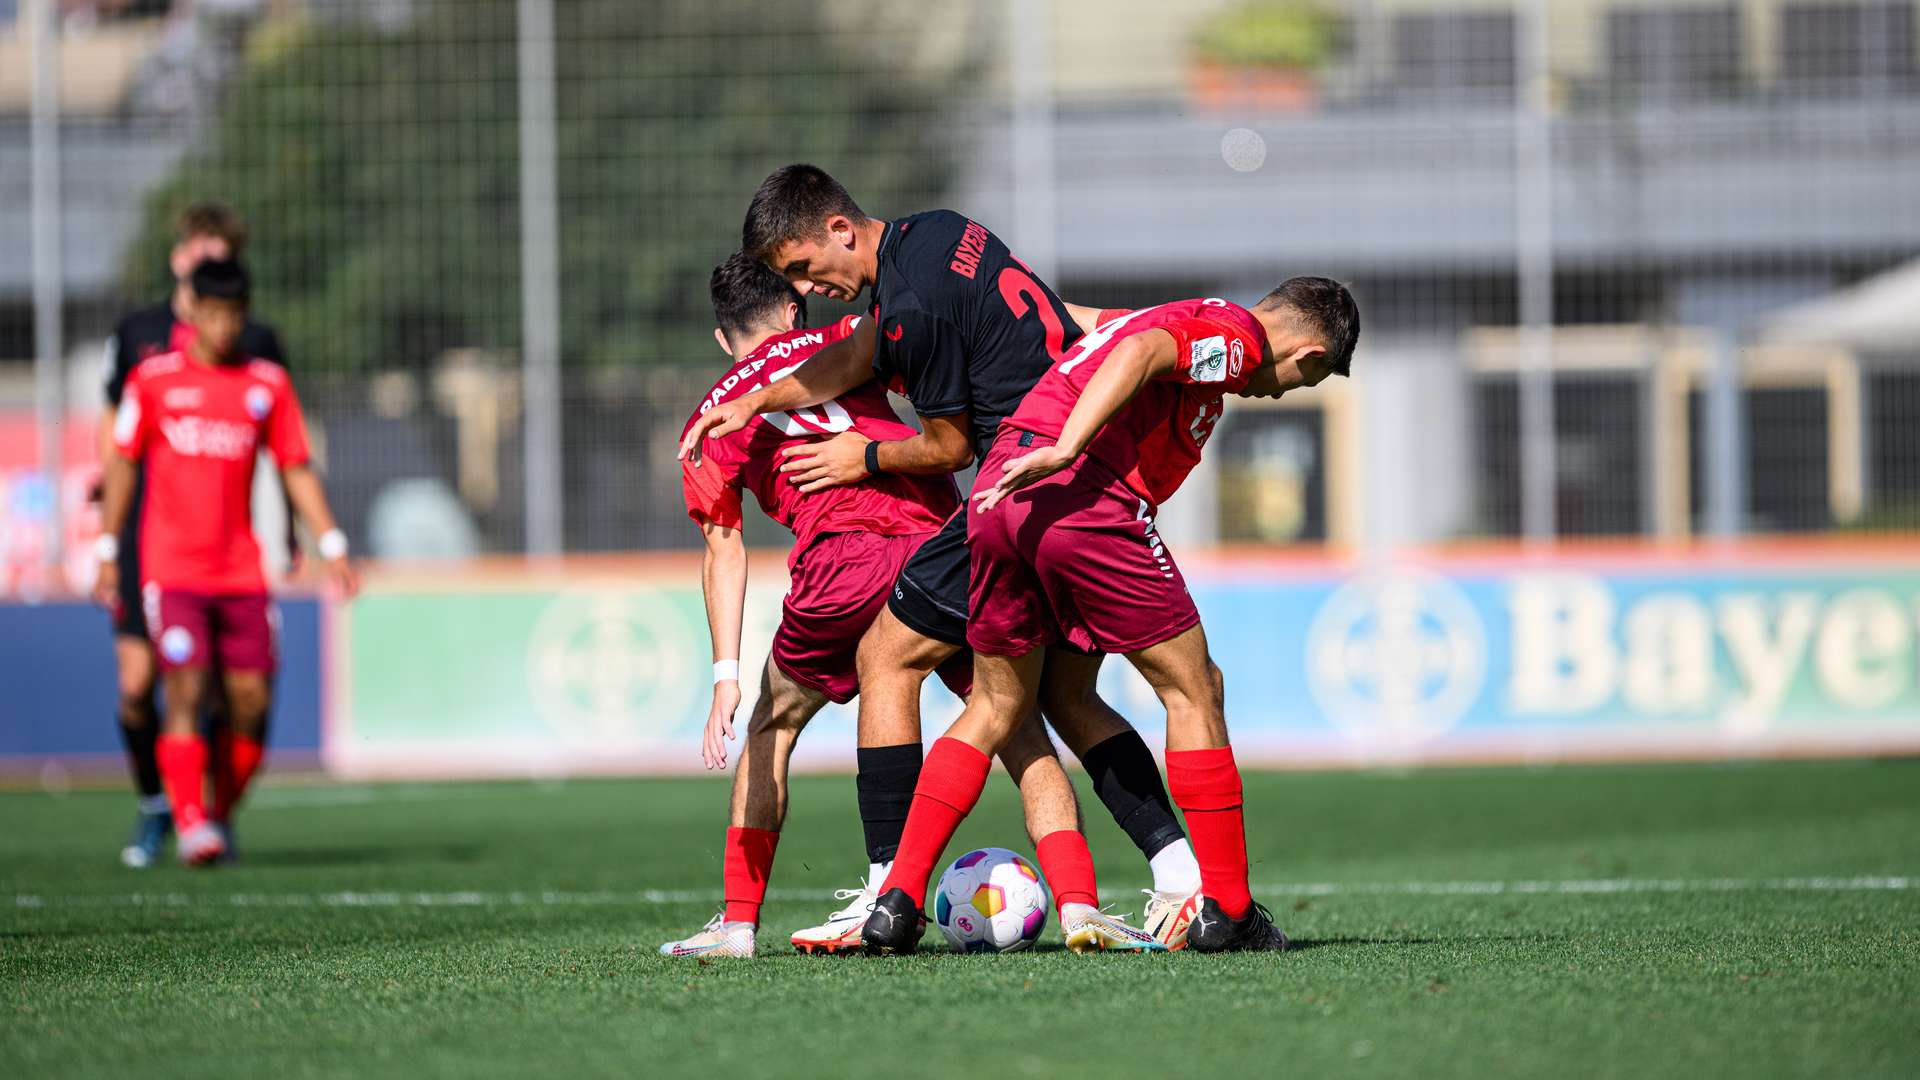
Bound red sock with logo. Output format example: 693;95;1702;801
723;826;780;925
1035;830;1098;913
881;738;991;908
212;732;265;823
1166;746;1253;919
156;733;209;834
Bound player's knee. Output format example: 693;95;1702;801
223;681;271;731
1207;660;1226;712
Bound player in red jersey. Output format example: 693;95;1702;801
862;279;1360;955
94;259;358;866
660;256;1099;958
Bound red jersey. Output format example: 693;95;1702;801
1004;298;1266;510
113;351;312;593
680;316;959;566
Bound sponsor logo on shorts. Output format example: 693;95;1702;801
1189;336;1227;383
245;385;274;420
159;625;196;665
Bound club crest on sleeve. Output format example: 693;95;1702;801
1190;336;1228;383
245;385;274;421
159;626;196;665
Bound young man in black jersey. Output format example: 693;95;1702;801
681;165;1202;952
97;202;288;868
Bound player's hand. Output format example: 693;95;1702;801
323;556;361;601
92;559;119;609
974;445;1077;512
679;399;756;465
778;432;870;494
702;679;742;770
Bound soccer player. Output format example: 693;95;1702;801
98;202;289;867
862;280;1360;954
682;165;1201;950
660;255;1120;958
94;259;357;867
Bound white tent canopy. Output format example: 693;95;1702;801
1764;257;1920;353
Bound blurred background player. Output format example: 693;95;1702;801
662;255;1113;957
97;202;289;868
94;258;357;867
683;165;1198;951
864;279;1359;955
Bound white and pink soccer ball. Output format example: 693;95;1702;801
933;847;1050;953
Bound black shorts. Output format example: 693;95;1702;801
112;533;147;639
887;508;970;647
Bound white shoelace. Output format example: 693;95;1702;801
826;878;876;922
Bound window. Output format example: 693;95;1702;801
1780;2;1917;91
1607;5;1743;100
1392;12;1517;99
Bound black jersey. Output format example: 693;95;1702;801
103;301;286;407
867;210;1084;458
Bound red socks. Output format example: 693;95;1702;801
722;826;780;925
156;733;209;833
1035;830;1098;912
212;731;266;823
1166;746;1253;919
881;738;991;908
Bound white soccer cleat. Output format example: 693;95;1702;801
659;913;756;959
789;879;877;955
1141;886;1203;950
176;822;227;868
1061;903;1167;953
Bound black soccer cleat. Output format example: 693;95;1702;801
1185;897;1290;953
860;887;925;956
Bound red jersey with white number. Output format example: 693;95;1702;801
680;316;959;567
1003;299;1266;511
113;351;313;593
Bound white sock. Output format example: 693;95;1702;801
867;860;892;890
1148;840;1202;895
137;794;170;815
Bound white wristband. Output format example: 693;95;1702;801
317;529;349;560
93;533;119;561
713;659;740;684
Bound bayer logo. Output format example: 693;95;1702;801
1306;569;1486;748
526;587;699;744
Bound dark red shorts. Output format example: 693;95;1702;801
773;531;971;703
144;587;278;674
966;427;1200;657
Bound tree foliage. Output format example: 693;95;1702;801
128;0;952;372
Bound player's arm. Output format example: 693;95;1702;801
1064;302;1105;336
92;452;139;607
678;318;878;463
697;519;748;771
281;464;359;598
776;410;973;494
975;328;1177;511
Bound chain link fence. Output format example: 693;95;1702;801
4;0;1919;586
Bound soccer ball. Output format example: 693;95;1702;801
933;847;1050;953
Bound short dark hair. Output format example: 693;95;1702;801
1256;276;1359;376
175;201;248;256
741;164;868;262
189;258;251;304
710;251;805;345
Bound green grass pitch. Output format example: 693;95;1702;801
4;760;1917;1078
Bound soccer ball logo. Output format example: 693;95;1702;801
933;847;1049;953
